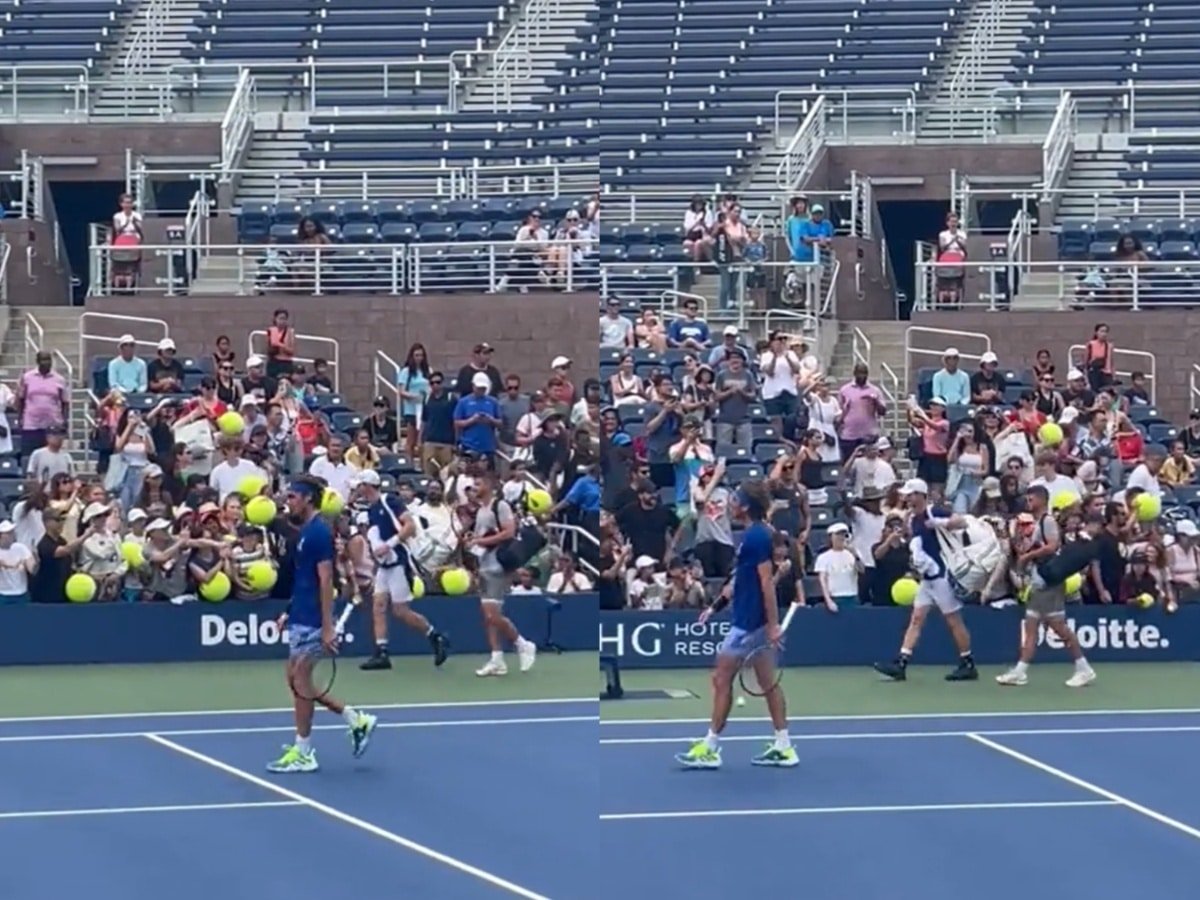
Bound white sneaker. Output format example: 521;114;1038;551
475;659;508;677
517;639;537;672
1066;668;1096;688
996;668;1028;686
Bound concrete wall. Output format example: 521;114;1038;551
911;310;1196;424
2;124;221;182
84;292;599;410
816;144;1043;199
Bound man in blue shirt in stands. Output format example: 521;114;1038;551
453;371;502;467
107;334;147;394
791;203;834;264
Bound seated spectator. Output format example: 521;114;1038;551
626;555;667;609
1167;520;1200;604
667;298;711;351
932;348;970;407
683;194;714;261
1123;371;1152;408
108;335;148;394
345;430;381;472
255;237;292;293
546;553;594;594
147;339;185;393
365;396;400;452
1159;441;1196;487
970;351;1004;406
212;335;236;371
509;568;543;595
634;309;668;352
600;298;634;350
308;438;354;501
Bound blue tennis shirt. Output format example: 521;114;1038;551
289;514;335;628
730;521;773;631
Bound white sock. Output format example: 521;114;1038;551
516;635;528;648
296;734;312;754
773;729;791;750
704;729;720;751
341;706;359;727
1075;656;1091;672
1013;661;1029;675
491;651;504;663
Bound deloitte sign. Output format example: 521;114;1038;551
1035;616;1168;652
200;613;357;649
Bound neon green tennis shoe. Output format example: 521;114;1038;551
266;744;319;774
675;741;721;770
751;744;799;768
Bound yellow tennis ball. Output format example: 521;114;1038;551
1051;491;1077;512
440;567;471;596
411;575;425;599
238;474;268;499
120;540;145;569
1038;422;1064;447
526;488;553;515
245;559;278;592
1133;492;1162;523
320;488;345;517
245;495;277;526
891;577;919;606
199;571;232;602
1135;592;1155;609
217;411;245;436
1064;572;1083;595
65;573;97;603
1018;585;1031;604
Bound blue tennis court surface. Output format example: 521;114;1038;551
600;709;1200;898
0;698;597;900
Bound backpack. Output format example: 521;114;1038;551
934;514;1006;593
492;498;547;573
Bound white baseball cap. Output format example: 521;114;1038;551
1067;368;1085;380
355;469;381;487
634;555;657;569
157;338;176;352
83;501;111;523
828;522;850;535
723;325;739;336
117;333;136;346
127;508;148;523
239;394;259;407
943;347;960;357
471;372;491;389
980;351;998;364
0;520;14;534
899;478;930;496
1178;520;1200;537
929;396;947;407
146;518;171;533
246;354;265;368
551;356;571;368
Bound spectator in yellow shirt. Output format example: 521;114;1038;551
1159;440;1196;487
345;429;381;471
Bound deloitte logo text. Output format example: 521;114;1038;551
200;614;355;648
1034;617;1168;651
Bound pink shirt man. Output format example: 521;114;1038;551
19;363;67;431
837;369;887;443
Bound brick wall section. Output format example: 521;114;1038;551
85;292;599;410
912;310;1198;425
1;124;221;181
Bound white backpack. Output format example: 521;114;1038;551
934;514;1006;593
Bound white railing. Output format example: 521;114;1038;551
852;325;872;373
138;164;463;204
0;236;9;303
1192;365;1200;415
958;185;1200;221
22;312;42;370
248;331;340;392
183;190;212;275
1041;91;1076;202
78;313;170;379
447;49;533;115
89;239;593;297
0;65;91;121
879;360;904;442
822;256;840;317
914;257;1200;312
905;326;993;379
1068;344;1157;405
373;350;403;425
945;0;1008;133
776;95;827;190
120;0;171;83
219;68;255;181
773;89;919;147
467;162;598;199
545;522;599;578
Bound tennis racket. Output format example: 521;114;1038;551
287;587;363;703
737;603;800;697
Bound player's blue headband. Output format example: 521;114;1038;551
735;488;765;518
288;480;319;499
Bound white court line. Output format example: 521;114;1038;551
0;800;301;821
0;696;594;725
601;707;1200;728
600;724;1200;746
147;735;551;900
600;799;1118;822
0;714;597;744
969;733;1200;843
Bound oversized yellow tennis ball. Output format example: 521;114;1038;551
440;567;471;596
411;575;425;599
245;560;278;592
245;495;277;526
1134;592;1155;609
217;411;245;436
120;540;145;569
1038;422;1064;447
526;488;553;515
320;488;345;517
1064;572;1083;595
1051;491;1077;512
1133;493;1161;523
199;571;232;602
237;474;268;499
65;573;97;603
891;577;919;606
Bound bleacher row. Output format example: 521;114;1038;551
1058;218;1200;259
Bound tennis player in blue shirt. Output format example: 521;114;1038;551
267;476;377;774
873;477;978;682
677;480;798;769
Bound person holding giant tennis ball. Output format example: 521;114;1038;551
1133;492;1161;523
65;573;97;603
217;411;245;437
238;473;269;499
245;559;278;593
245;495;277;526
199;571;231;602
1038;421;1064;447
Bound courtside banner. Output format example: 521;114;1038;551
0;594;597;666
599;605;1200;668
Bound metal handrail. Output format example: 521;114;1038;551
373;349;403;426
468;161;598;198
78;313;170;378
545;522;599;578
0;237;9;304
945;0;1008;133
219;68;255;181
852;325;872;373
120;0;170;82
247;330;340;392
905;327;993;380
1068;343;1157;405
821;257;841;318
1041;91;1076;202
1191;365;1200;416
772;88;919;146
776;95;826;190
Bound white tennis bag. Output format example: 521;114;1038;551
934;514;1005;594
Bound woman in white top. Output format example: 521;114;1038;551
804;378;843;463
935;211;968;307
547;209;589;286
757;334;802;427
609;354;647;407
682;194;714;261
814;523;862;612
0;381;14;456
111;192;144;291
506;211;549;291
112;408;154;514
947;421;991;514
0;520;34;602
634;309;667;352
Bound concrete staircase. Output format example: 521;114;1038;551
459;0;598;114
830;319;914;473
1055;138;1128;222
920;0;1036;141
234;118;312;206
91;0;206;119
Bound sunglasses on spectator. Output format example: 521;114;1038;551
430;379;443;385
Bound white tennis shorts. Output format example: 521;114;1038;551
374;565;412;605
914;576;963;615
